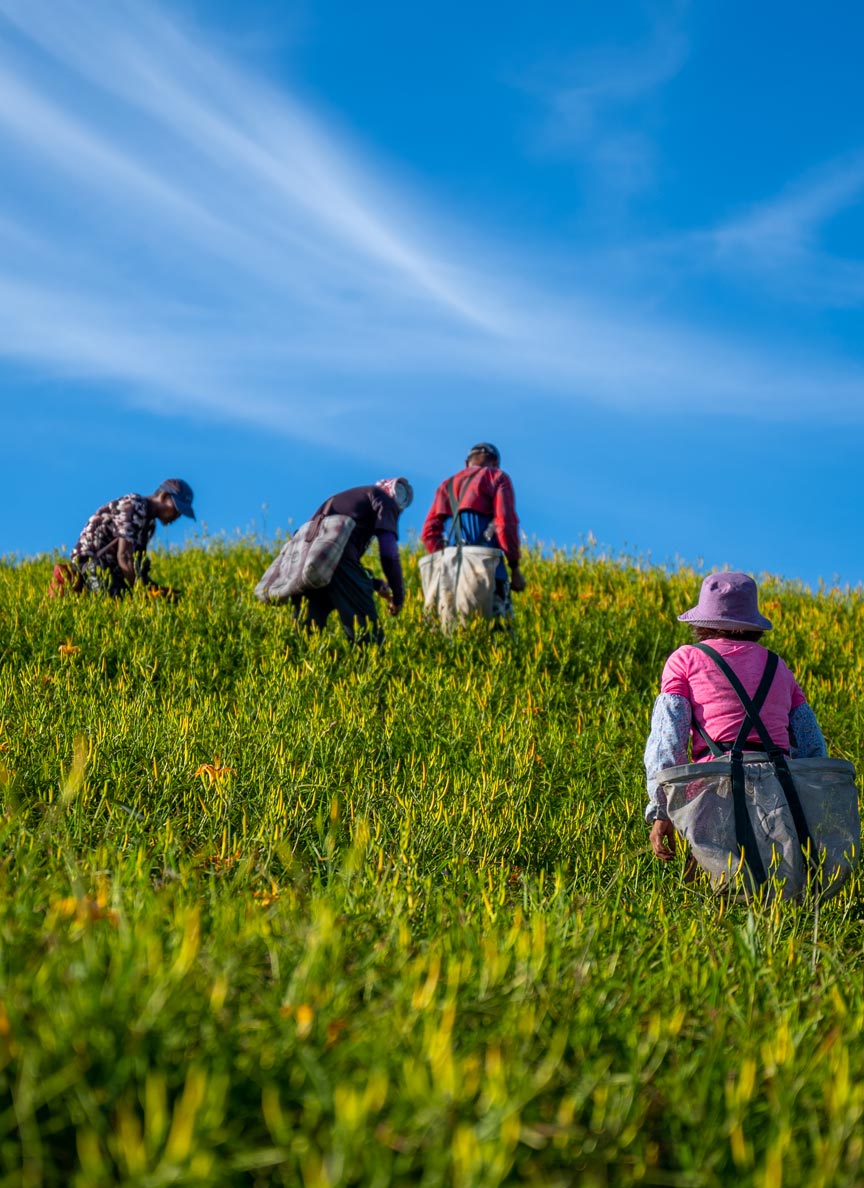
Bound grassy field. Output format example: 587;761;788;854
1;542;863;1187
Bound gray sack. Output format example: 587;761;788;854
660;756;860;900
255;514;355;603
658;643;860;901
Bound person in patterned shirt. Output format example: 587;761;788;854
70;478;195;596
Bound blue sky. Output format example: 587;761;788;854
1;0;863;587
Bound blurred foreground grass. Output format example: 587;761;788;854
1;544;864;1186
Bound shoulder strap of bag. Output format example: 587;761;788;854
303;511;325;543
446;478;462;544
693;643;818;887
82;536;121;561
444;478;467;596
693;644;778;890
693;644;779;753
450;469;493;543
445;471;483;595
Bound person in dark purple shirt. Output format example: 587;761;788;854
292;477;412;644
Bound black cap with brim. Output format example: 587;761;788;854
466;442;500;466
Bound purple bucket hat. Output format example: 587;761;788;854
678;572;773;632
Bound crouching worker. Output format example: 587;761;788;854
420;442;525;627
644;572;859;899
63;479;195;597
256;479;412;645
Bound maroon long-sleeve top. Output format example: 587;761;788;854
421;465;521;569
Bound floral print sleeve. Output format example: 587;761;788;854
644;693;692;822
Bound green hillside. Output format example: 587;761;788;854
1;544;863;1186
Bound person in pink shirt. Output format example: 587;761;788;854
644;572;827;862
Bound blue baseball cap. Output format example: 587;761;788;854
157;478;195;519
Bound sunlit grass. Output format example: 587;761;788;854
1;543;863;1185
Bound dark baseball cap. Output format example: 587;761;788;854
466;442;500;466
157;478;195;519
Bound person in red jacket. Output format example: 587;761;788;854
421;442;526;621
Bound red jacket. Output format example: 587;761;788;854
421;466;521;568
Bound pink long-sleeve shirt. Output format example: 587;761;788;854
660;639;806;761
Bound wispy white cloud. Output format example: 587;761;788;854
703;157;864;304
518;19;689;200
572;153;864;314
0;0;862;439
0;0;501;327
533;33;688;143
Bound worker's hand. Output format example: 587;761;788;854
376;581;393;600
510;568;526;593
387;600;400;617
650;819;676;862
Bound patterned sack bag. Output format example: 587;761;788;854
658;644;861;901
254;536;305;602
255;515;355;603
301;514;355;588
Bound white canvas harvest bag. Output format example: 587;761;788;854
418;474;503;628
418;544;502;627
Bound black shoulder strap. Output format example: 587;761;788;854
449;479;463;522
693;644;778;753
446;471;483;546
446;478;461;541
692;722;725;759
693;643;818;887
